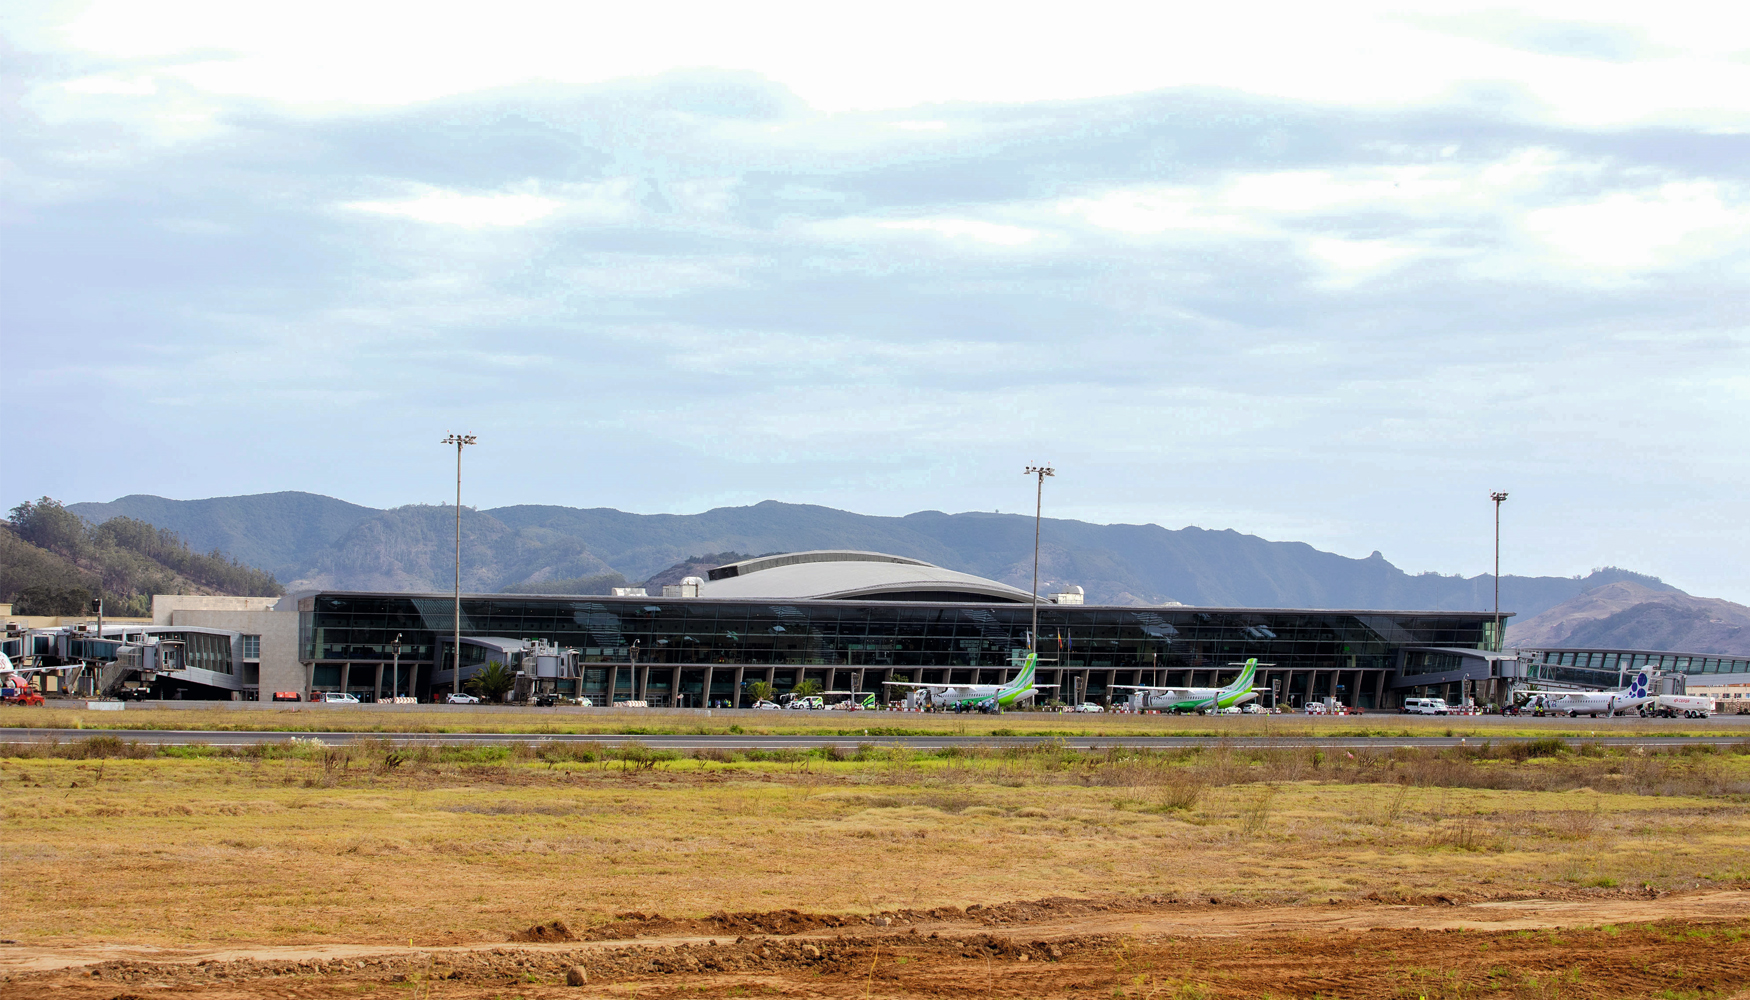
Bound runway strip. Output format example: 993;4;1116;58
6;728;1748;750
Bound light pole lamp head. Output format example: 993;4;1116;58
1491;491;1508;504
1025;465;1055;478
442;434;478;446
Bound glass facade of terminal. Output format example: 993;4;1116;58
1522;648;1750;689
299;593;1494;708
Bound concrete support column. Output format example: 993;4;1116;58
826;667;838;694
764;666;775;692
339;663;351;693
732;666;745;707
637;665;649;702
304;661;314;700
702;666;715;708
671;666;682;707
373;664;383;703
1105;669;1116;705
604;665;618;706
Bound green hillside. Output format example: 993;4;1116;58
2;498;284;617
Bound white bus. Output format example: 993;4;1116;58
1401;697;1449;715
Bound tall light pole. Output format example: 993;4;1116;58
390;633;402;700
1024;466;1055;661
1491;491;1508;653
443;434;477;697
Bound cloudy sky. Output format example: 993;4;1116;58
2;1;1746;601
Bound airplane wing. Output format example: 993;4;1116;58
1110;685;1192;695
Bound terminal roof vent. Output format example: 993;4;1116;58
706;550;933;581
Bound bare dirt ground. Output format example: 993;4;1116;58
6;739;1750;997
5;893;1749;999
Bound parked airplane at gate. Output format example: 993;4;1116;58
1526;671;1655;718
883;651;1050;711
1112;658;1262;713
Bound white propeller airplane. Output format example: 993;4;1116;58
883;652;1052;712
1111;659;1264;713
1523;670;1655;718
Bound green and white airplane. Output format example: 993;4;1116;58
1112;658;1263;713
883;651;1051;712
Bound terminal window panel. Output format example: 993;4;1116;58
299;596;1490;679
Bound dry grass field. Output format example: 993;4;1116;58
10;702;1750;738
3;736;1749;997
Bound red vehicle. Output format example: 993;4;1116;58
271;691;302;702
2;685;45;707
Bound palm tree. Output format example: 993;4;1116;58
791;678;824;698
466;660;517;703
747;680;775;704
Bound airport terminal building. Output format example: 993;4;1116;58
17;551;1749;708
294;551;1507;709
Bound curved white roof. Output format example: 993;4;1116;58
697;550;1032;602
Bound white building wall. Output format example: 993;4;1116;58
154;595;303;698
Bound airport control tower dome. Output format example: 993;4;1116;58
697;551;1033;603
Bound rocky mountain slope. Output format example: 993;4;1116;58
1507;581;1750;655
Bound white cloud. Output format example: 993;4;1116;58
60;74;159;96
344;187;563;228
875;218;1039;246
18;0;1750;129
1524;181;1750;268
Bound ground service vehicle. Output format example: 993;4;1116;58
317;691;361;704
1402;698;1449;715
1648;694;1712;718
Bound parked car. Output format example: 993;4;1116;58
1401;697;1449;715
1239;703;1261;714
752;699;782;710
782;695;825;710
317;691;361;704
1072;702;1105;713
443;692;480;704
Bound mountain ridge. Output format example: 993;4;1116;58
1506;582;1750;656
66;491;1680;622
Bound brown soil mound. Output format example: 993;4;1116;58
505;920;575;943
14;918;1750;999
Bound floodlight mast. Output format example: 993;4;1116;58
443;434;477;697
1024;466;1055;664
1491;491;1509;653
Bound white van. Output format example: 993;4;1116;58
1402;697;1449;715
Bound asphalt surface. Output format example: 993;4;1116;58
6;728;1748;750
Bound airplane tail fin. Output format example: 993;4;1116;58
1627;671;1650;699
1227;658;1258;693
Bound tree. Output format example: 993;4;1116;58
791;678;824;698
466;660;517;703
8;498;91;558
12;584;93;616
746;680;775;704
